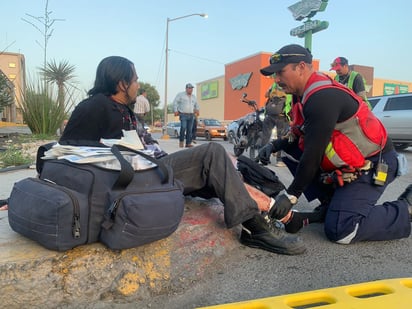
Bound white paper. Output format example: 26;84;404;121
100;130;144;151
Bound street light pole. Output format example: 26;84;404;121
162;13;208;139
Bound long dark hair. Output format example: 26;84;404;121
88;56;135;96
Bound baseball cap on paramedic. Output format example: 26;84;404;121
330;57;348;71
260;44;313;76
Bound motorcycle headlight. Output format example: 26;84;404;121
258;113;265;122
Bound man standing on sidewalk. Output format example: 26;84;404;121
134;88;150;126
173;83;199;148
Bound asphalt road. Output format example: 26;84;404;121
2;127;410;309
130;135;412;309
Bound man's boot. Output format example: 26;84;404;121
179;141;184;148
240;214;306;255
398;184;412;221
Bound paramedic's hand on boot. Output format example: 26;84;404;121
258;143;274;165
269;192;298;220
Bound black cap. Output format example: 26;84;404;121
185;83;194;88
260;44;313;76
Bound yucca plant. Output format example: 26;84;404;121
18;81;66;135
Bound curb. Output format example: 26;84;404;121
0;198;241;308
0;164;32;173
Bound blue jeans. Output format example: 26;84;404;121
179;114;194;145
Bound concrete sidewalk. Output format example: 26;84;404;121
0;136;242;308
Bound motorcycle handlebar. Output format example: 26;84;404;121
241;98;257;107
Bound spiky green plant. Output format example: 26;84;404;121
18;81;66;135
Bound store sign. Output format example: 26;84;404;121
290;20;329;37
288;0;328;21
201;80;219;100
229;72;252;90
383;83;409;95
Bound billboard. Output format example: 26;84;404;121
201;80;219;100
383;83;409;95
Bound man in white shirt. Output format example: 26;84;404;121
173;83;199;148
134;88;150;125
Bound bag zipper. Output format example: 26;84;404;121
35;178;81;238
107;186;180;220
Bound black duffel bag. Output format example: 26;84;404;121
9;145;185;251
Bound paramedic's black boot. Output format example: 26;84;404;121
398;184;412;221
283;203;329;233
312;201;330;223
283;211;318;234
240;214;306;255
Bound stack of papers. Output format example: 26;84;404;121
42;143;156;170
43;145;115;164
100;129;144;151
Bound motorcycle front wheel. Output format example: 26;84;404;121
249;146;258;161
233;144;245;157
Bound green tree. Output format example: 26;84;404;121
0;71;14;114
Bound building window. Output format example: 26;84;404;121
8;74;16;80
8;63;16;68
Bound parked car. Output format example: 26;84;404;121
227;114;278;145
227;119;240;144
144;125;151;133
163;121;181;138
369;92;412;150
196;118;228;141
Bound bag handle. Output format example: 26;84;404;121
110;145;169;189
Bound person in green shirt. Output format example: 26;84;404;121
330;57;372;110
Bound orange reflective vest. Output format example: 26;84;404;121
292;72;387;172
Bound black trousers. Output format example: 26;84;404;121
160;142;259;228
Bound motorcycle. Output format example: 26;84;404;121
233;93;266;160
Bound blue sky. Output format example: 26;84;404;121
1;0;411;105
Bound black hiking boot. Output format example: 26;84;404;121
240;214;306;255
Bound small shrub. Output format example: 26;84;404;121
0;145;32;168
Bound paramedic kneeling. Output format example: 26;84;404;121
257;44;411;244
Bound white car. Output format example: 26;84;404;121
164;122;181;138
227;114;278;144
227;119;240;144
144;125;151;134
369;93;412;150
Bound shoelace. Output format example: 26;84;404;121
262;212;285;235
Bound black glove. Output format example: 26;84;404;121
258;143;274;165
268;193;297;220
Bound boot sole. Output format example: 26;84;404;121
240;237;306;255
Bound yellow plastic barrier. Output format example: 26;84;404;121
197;278;412;309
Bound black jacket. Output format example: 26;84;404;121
60;94;135;146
